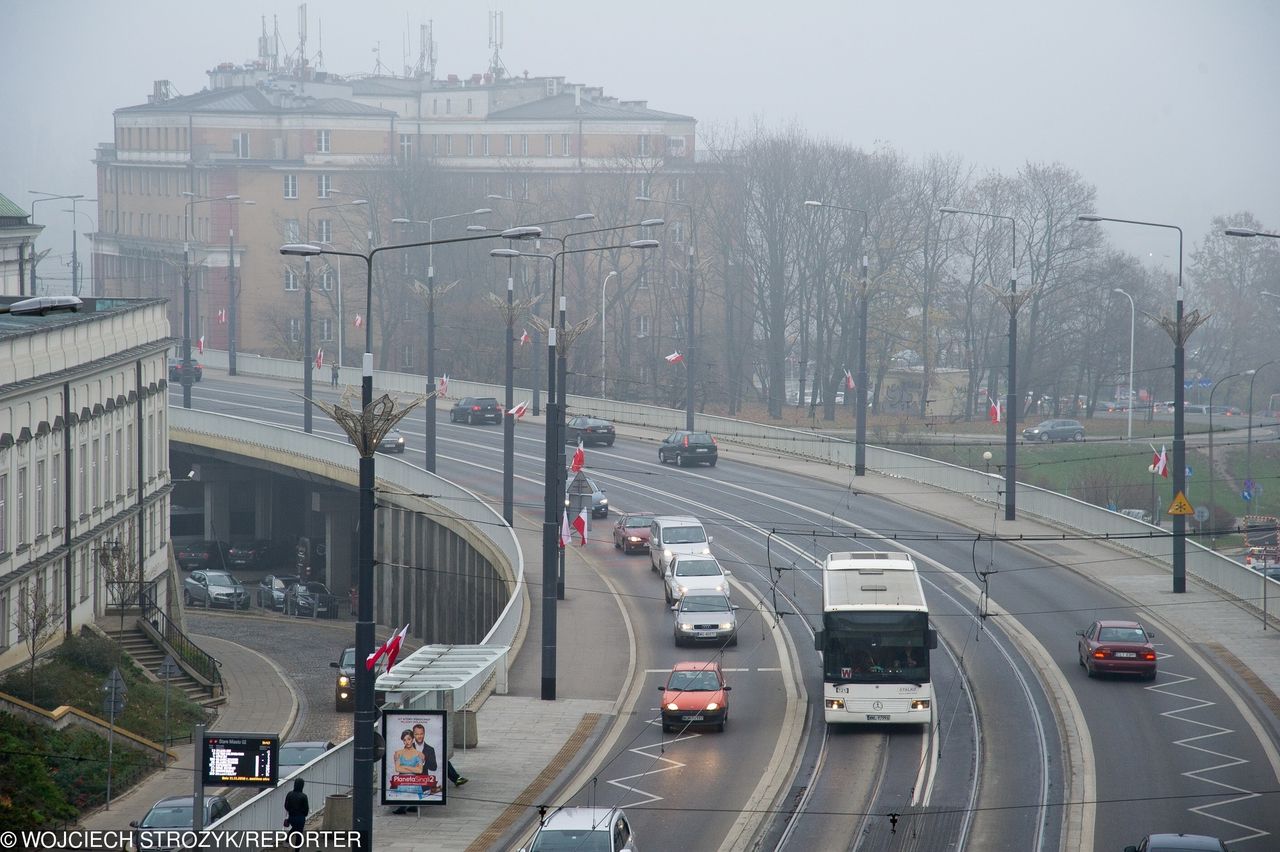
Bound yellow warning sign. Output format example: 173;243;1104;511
1167;491;1195;516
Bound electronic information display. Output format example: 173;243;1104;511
201;732;279;787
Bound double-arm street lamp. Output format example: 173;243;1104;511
490;235;659;703
804;200;870;474
391;208;493;471
280;223;540;850
304;200;368;390
181;193;241;409
1112;288;1137;440
27;191;84;296
941;206;1021;520
1080;214;1194;593
637;195;698;430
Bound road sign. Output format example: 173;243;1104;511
1193;505;1210;523
1243;490;1253;503
101;668;127;716
1167;491;1195;516
1185;465;1193;478
1183;379;1195;390
1198;377;1214;388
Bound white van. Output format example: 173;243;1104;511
649;516;713;575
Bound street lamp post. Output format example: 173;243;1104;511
1208;371;1250;548
1113;288;1136;440
637;195;698;430
181;193;241;409
280;223;541;850
392;208;493;471
28;191;85;296
601;270;618;396
307;201;369;423
67;196;97;297
942;206;1020;520
1080;214;1195;592
804;201;870;473
490;236;659;702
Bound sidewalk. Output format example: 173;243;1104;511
79;634;299;831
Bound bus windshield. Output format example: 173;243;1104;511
822;611;930;685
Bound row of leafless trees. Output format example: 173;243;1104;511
268;124;1280;420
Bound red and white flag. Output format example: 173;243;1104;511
665;350;684;365
197;335;205;354
989;400;1001;424
315;348;324;369
217;309;227;325
571;439;585;473
354;313;364;328
437;374;448;398
560;510;571;548
519;328;530;346
366;624;409;671
843;369;855;391
573;506;588;546
508;400;530;419
1151;444;1169;478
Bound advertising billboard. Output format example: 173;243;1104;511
381;709;448;806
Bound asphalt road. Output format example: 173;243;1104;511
172;374;1280;850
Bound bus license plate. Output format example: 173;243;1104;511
866;714;890;721
835;686;849;694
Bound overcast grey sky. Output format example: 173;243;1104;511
5;0;1276;286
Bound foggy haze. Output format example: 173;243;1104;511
4;0;1277;289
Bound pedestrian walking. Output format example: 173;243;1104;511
331;362;339;387
284;778;309;837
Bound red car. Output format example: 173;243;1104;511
658;661;731;733
1077;620;1157;680
613;512;654;555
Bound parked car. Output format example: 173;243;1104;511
613;512;655;555
132;794;232;850
228;539;291;570
277;740;336;778
662;554;731;604
1076;619;1157;680
1021;419;1085;442
167;357;203;383
256;573;300;610
182;570;249;609
565;473;609;518
449;396;502;424
284;580;337;617
565;415;616;447
1117;508;1152;524
331;646;386;711
658;430;719;466
175;540;229;572
658;661;731;733
520;806;637;852
1123;834;1229;852
672;592;738;647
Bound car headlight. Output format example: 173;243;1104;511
676;585;689;595
599;498;607;505
825;698;845;710
713;583;726;593
911;699;931;710
664;549;673;561
700;547;711;555
627;536;641;543
338;675;350;687
705;702;719;711
666;702;680;711
678;623;693;632
719;622;733;630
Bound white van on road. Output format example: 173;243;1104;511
649;516;713;575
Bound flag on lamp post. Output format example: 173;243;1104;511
197;335;205;355
519;328;530;346
507;400;530;419
844;368;855;391
573;507;588;545
1151;444;1169;477
989;400;1001;424
571;439;585;473
559;511;571;548
366;624;409;671
665;351;684;365
315;348;324;369
437;374;448;398
217;309;227;324
354;313;363;328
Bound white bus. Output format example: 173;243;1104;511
815;551;937;725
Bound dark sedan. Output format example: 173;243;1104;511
284;580;338;618
256;574;300;610
175;540;229;572
565;416;616;447
1076;619;1157;679
449;397;502;425
658;430;719;467
1022;419;1085;442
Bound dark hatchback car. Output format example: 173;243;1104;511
228;539;291;570
658;431;719;467
449;396;502;425
167;357;203;383
1022;418;1085;443
565;416;616;447
331;646;387;711
613;512;655;554
176;540;229;571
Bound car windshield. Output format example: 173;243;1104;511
625;516;651;528
667;670;722;692
664;526;706;544
529;829;612;852
206;574;238;588
269;578;288;591
687;433;714;445
1098;626;1147;643
301;583;328;594
681;595;729;613
279;745;328;766
141;805;193;828
675;559;720;577
339;648;355;669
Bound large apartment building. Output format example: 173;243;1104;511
92;60;697;376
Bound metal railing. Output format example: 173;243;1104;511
146;598;224;692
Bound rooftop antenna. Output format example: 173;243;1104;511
488;10;508;80
314;18;325;72
415;21;437;80
297;3;308;76
403;13;410;77
258;16;278;72
372;41;391;76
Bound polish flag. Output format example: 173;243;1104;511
437;374;448;398
519;328;530;346
315;348;324;369
843;369;855;391
665;351;684;365
197;335;205;355
560;510;571;548
571;439;585;473
217;309;227;324
573;507;589;545
366;624;408;671
989;400;1001;424
384;624;410;672
1151;445;1169;478
508;400;530;419
354;313;364;328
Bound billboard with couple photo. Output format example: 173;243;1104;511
381;710;448;806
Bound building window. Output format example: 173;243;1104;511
35;460;45;536
125;426;131;495
521;135;529;156
482;135;490;156
446;136;453;156
115;428;122;497
432;98;438;115
79;551;89;602
233;132;250;158
432;135;441;156
401;345;413;368
0;473;7;552
673;221;685;245
637;270;649;290
77;443;86;514
0;589;7;650
445;99;452;115
466;97;473;115
505;135;512;156
317;174;332;198
544;135;553;157
467;135;475;157
674;177;685;201
399;133;413;160
316;129;331;153
320;318;334;342
284;174;297;199
562;134;572;156
284;267;299;291
318;267;334;291
639;176;651;198
638;135;650;157
103;433;112;504
51;453;60;529
635;315;650;337
91;440;99;510
317;219;332;243
288;318;301;342
17;467;27;544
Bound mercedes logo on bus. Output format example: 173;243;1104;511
872;701;883;711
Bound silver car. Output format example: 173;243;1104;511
662;554;731;604
672;592;738;647
182;569;249;609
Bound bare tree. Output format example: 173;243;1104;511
16;578;63;702
99;534;137;634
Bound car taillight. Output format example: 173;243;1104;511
471;405;481;411
1142;651;1156;661
1092;648;1110;659
682;436;689;447
711;436;717;445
